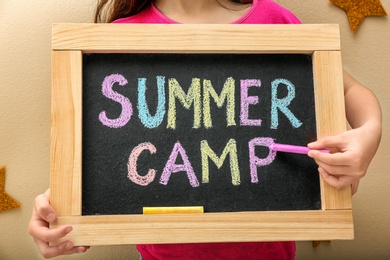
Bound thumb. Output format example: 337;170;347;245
308;135;344;150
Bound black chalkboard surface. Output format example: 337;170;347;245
82;53;320;215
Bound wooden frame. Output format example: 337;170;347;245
51;24;353;246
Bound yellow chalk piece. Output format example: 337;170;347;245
143;206;204;214
0;166;21;213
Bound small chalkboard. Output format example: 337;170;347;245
82;53;320;215
51;24;353;246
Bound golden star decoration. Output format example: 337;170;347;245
0;166;21;213
330;0;387;32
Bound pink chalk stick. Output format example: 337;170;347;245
271;143;330;155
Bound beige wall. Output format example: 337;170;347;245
0;0;388;259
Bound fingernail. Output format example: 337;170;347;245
64;226;73;234
65;242;73;250
78;247;89;253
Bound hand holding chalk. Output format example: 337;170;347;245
271;143;330;155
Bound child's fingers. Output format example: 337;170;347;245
29;222;73;243
308;150;350;168
315;162;349;178
34;238;72;259
29;189;90;258
34;189;57;223
308;135;346;150
34;238;88;259
309;151;353;179
351;180;360;195
318;167;352;190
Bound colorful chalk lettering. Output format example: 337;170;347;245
271;78;302;129
99;74;133;128
240;79;262;126
100;75;302;187
248;137;276;183
203;77;236;128
137;76;166;129
167;78;202;129
201;139;240;186
127;138;276;187
99;75;302;130
81;53;319;215
159;141;200;187
127;142;157;186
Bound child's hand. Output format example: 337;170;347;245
308;126;380;195
28;189;90;258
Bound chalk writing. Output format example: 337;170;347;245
127;142;157;186
201;139;240;185
203;77;236;128
240;79;262;126
99;74;132;128
127;137;277;187
160;141;200;187
99;75;301;130
137;76;166;129
249;137;276;183
99;75;302;187
82;53;319;215
271;78;302;129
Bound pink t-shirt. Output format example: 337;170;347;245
114;0;299;259
114;0;301;25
